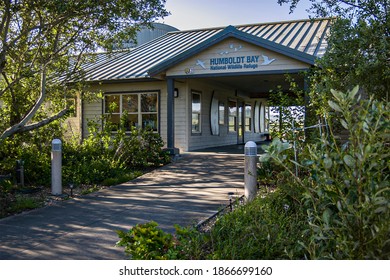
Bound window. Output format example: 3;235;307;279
104;92;158;131
228;100;237;132
265;106;270;132
191;91;201;133
245;103;252;132
219;101;225;125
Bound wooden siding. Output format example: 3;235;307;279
81;81;192;152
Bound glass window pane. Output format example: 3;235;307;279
125;114;139;130
142;114;158;131
228;100;237;132
192;93;201;113
245;104;252;132
228;100;236;115
104;95;120;113
141;93;157;112
229;116;236;132
219;102;225;125
192;92;201;133
123;94;138;113
107;114;120;131
192;113;200;133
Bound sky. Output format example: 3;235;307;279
158;0;314;30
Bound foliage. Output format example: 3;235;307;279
207;189;307;259
0;0;168;141
0;177;13;217
267;76;306;141
0;114;169;188
62;115;170;185
278;0;389;102
8;195;44;214
260;86;390;259
0;121;64;186
116;221;210;260
116;221;176;260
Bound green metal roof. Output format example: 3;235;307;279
83;18;332;82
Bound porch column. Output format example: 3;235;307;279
166;78;179;155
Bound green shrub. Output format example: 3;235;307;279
116;221;176;260
0;122;62;186
0;178;14;217
62;118;169;186
8;195;44;214
260;86;390;259
207;189;307;259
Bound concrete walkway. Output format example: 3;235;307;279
0;152;245;260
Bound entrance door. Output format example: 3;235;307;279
237;101;245;144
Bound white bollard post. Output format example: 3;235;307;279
244;141;258;202
51;139;62;196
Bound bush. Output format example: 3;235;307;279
0;114;170;188
62;118;170;186
0;122;62;186
116;221;210;260
260;86;390;259
116;221;176;260
207;189;307;259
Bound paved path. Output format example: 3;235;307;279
0;152;244;260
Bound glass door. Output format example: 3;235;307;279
237;101;245;144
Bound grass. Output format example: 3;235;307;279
101;171;143;186
8;195;44;214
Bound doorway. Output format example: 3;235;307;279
237;101;245;144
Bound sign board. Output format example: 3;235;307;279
166;38;310;76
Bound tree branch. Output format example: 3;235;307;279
0;67;48;140
18;108;69;134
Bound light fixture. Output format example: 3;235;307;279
69;183;74;197
174;88;179;98
228;192;235;212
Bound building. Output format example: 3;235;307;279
68;18;331;153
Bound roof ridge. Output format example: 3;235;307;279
163;17;334;34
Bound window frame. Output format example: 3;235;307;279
191;91;202;135
103;91;160;133
245;103;252;132
228;99;237;133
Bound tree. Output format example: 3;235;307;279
278;0;389;102
0;0;168;141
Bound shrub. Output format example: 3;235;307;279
260;86;390;259
116;221;176;260
207;188;307;260
0;122;62;186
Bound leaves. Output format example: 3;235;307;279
343;154;355;168
323;157;333;169
258;90;389;259
328;100;342;112
0;0;168;140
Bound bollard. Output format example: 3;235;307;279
51;139;62;195
244;141;258;202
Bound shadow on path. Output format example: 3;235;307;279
0;152;244;259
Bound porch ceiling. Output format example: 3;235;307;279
185;73;305;98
